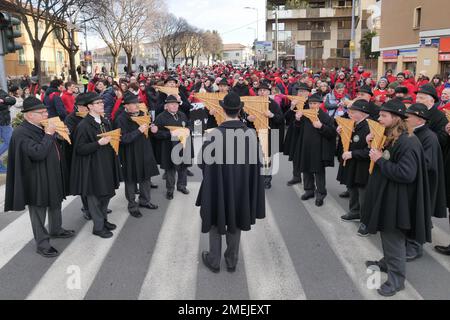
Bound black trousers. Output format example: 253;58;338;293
380;229;406;289
125;179;151;213
206;226;241;269
29;204;63;250
303;170;326;199
166;165;187;192
86;196;111;232
348;186;366;216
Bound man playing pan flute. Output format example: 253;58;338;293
292;93;336;207
153;95;192;200
4;97;75;258
70;93;122;239
115;92;159;218
336;100;371;225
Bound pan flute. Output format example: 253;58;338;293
76;111;88;118
97;128;121;155
367;119;386;174
138;103;149;115
240;96;270;165
155;86;179;96
302;109;320;123
286;95;307;111
165;126;190;149
194;92;227;126
41;117;71;144
335;117;355;167
131;115;151;138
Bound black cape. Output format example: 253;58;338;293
195;120;266;234
361;133;432;244
414;125;447;219
444;134;450;213
337;119;370;187
4;121;66;211
283;100;309;160
427;105;449;147
293;108;337;174
115;111;159;183
153;110;193;170
69;114;122;198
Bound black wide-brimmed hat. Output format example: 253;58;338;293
219;92;243;110
416;83;439;102
395;86;409;95
218;78;229;86
75;93;88;106
308;93;323;103
123;91;139;104
380;99;407;119
348;99;371;114
297;82;311;92
164;95;180;104
257;81;271;91
405;103;429;120
22;96;46;113
358;85;374;96
164;77;178;84
84;92;102;105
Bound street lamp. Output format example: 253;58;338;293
248;27;258;67
244;6;259;41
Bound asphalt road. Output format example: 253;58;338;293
0;144;449;300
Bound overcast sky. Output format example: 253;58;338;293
86;0;266;50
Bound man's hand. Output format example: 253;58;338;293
98;136;112;146
295;111;303;121
150;124;158;134
265;110;274;118
446;122;450;135
247;115;256;122
45;123;56;135
138;124;149;134
366;133;374;145
336;126;342;134
290;100;297;111
209;109;216;116
369;148;382;162
312;120;323;129
342;151;352;161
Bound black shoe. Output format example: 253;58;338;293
151;183;158;189
341;212;361;222
365;260;387;273
177;187;190;195
357;224;369;237
104;221;117;231
130;211;143;218
264;182;272;189
50;229;76;239
377;282;405;297
83;211;92;220
301;192;315;201
135;188;140;194
315;198;324;207
166;191;174;200
406;253;423;262
106;209;112;214
36;246;59;258
186;169;194;177
139;203;159;210
162;172;167;180
287;177;302;186
339;190;350;198
93;229;113;239
201;251;219;273
435;245;450;256
226;265;236;273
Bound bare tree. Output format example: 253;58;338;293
0;0;84;82
167;17;189;65
150;12;179;70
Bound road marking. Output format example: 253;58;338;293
293;185;423;300
425;224;450;273
26;188;127;300
138;183;201;300
241;200;307;300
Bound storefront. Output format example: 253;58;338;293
439;37;450;77
382;50;398;73
399;49;418;74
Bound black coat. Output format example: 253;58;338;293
427;104;449;148
268;99;285;154
414;125;447;218
361;133;432;244
336;119;370;187
232;83;250;97
0;90;16;126
293;108;337;173
64;111;84;174
4;121;66;211
115;111;159;183
195;120;266;234
153;110;192;170
444;135;450;211
69;114;122;198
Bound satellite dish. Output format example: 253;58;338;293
366;4;381;31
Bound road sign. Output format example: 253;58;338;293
295;45;306;61
255;41;273;53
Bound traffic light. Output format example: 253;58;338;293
0;12;23;54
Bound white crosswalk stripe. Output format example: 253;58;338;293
26;187;127;300
425;224;450;273
138;183;202;300
241;200;306;300
293;185;424;300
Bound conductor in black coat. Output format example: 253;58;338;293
294;93;337;207
363;100;432;297
196;92;266;273
115;92;160;218
153;95;192;200
404;103;448;260
336;99;371;223
64;93;90;219
4;97;75;258
70;93;122;239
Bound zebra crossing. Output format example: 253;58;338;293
0;155;449;300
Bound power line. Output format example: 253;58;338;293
219;18;265;36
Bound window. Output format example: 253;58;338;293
337;20;352;29
272;23;285;31
413;7;421;29
309;0;326;8
236;52;240;57
18;48;25;64
338;0;352;7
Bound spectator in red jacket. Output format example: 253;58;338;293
396;72;416;99
60;81;76;113
431;74;445;98
438;87;450;111
373;77;389;106
385;69;397;84
416;71;430;91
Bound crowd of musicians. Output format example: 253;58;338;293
2;63;450;297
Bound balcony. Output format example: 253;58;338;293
267;6;356;20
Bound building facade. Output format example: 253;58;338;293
4;14;79;80
265;0;377;69
378;0;450;78
222;44;253;65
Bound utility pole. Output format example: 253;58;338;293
0;32;7;90
350;0;356;71
275;6;279;68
